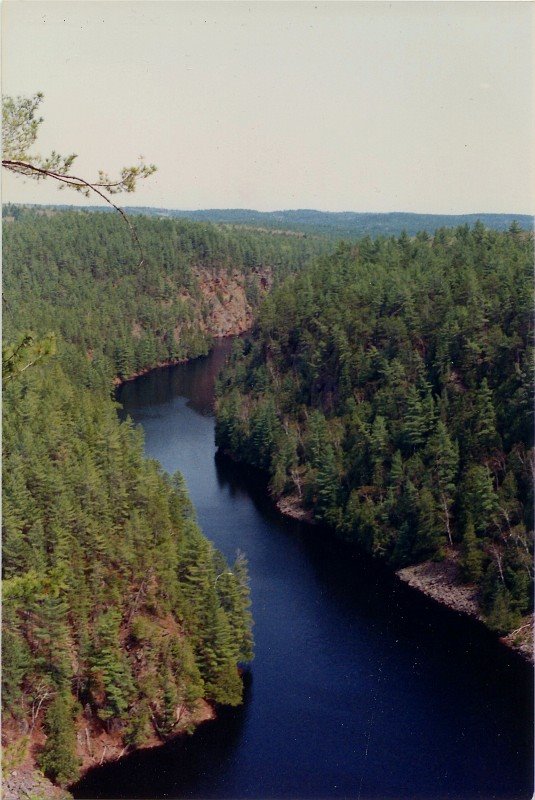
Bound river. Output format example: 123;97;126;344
72;339;533;800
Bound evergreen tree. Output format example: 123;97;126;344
39;693;80;786
415;488;444;561
315;443;339;521
404;386;426;449
460;517;483;582
426;421;459;545
473;378;500;453
462;465;497;535
90;609;136;723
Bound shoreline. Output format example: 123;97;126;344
395;559;534;664
112;355;193;386
113;330;242;388
2;702;216;800
31;343;526;800
119;352;533;668
271;489;533;664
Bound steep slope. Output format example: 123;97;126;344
3;207;328;383
3;210;326;790
215;225;534;651
2;358;254;788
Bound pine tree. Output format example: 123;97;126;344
473;378;500;453
426;421;459;546
315;443;339;520
249;397;277;470
414;487;444;561
39;693;80;786
462;465;497;535
370;414;388;487
460;516;483;582
33;589;72;690
389;450;404;489
486;587;518;635
404;386;425;449
229;551;254;663
1;628;30;713
90;610;135;723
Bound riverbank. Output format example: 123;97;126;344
2;764;72;800
2;699;217;800
269;485;533;664
72;346;533;800
113;355;193;386
397;557;534;663
118;349;533;665
119;343;533;668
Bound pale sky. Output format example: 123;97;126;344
2;1;534;214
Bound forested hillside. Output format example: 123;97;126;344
159;209;534;239
3;362;253;785
3;208;329;383
14;204;533;239
2;208;326;787
216;224;534;636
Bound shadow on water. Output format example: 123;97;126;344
73;673;253;800
215;452;533;702
74;342;533;800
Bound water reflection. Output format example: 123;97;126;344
73;342;533;800
75;674;253;799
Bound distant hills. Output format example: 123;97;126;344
147;208;534;238
4;203;533;239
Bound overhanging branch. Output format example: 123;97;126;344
2;158;146;266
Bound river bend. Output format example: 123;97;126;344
72;340;533;800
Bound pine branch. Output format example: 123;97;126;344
2;158;147;266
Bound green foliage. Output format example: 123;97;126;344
2;93;156;198
485;587;520;635
2;331;56;383
91;610;136;722
3;208;327;385
2;356;254;774
39;693;80;786
129;207;533;239
460;518;483;583
3;93;53;161
216;225;534;632
2;209;267;781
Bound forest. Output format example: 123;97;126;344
2;207;328;385
2;207;533;790
12;203;533;240
1;208;326;786
216;223;534;635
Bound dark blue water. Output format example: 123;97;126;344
73;340;533;800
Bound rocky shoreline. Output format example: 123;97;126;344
270;489;534;665
3;700;216;800
396;557;534;664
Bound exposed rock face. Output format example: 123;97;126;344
397;556;482;620
271;490;534;665
397;555;534;664
275;494;315;524
2;766;72;800
2;700;215;800
501;617;534;663
74;699;214;775
194;265;273;338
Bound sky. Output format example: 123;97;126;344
2;1;534;214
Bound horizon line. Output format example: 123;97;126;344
3;202;534;218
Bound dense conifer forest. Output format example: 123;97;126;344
216;224;534;635
17;204;533;240
2;207;533;790
2;207;328;383
2;208;325;786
